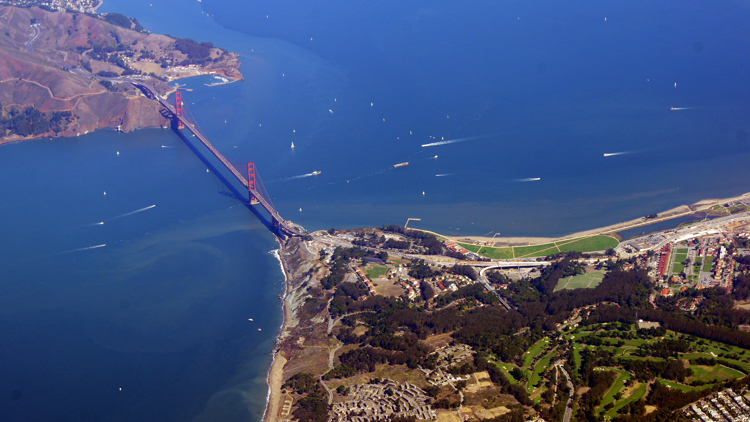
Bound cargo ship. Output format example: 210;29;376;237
393;162;409;168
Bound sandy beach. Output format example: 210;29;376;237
263;353;287;422
432;192;750;247
263;237;314;422
263;246;293;422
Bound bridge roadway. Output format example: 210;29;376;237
133;83;302;236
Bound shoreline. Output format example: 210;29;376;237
259;191;750;419
262;242;294;422
422;191;750;247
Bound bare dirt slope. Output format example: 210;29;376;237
0;6;242;142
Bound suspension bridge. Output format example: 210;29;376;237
133;83;304;237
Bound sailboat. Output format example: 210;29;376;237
291;142;295;149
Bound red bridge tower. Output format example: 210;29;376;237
247;162;259;205
174;91;185;129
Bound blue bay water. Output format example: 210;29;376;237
0;130;285;421
2;0;750;420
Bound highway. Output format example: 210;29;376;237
556;362;575;422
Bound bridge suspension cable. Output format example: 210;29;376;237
131;83;302;236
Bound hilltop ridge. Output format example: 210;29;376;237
0;5;242;142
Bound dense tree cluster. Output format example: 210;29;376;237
578;369;617;420
408;259;441;279
450;264;478;280
382;225;452;256
635;338;690;359
502;265;655;330
733;273;750;301
282;372;329;422
434;283;498;308
383;238;410;249
0;107;72;137
329;282;387;316
174;38;214;62
102;13;132;29
486;270;510;285
584;304;750;350
283;372;317;393
486;364;533;405
618;358;692;382
321;246;386;290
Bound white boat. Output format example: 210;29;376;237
291;142;295;149
312;170;321;175
393;162;409;168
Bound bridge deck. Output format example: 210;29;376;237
137;84;300;236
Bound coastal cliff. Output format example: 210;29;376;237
265;236;330;422
0;6;243;143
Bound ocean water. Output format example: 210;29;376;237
2;0;749;420
0;130;285;422
104;0;750;237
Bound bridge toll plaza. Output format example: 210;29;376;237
133;83;303;238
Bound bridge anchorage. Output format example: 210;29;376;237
132;83;304;238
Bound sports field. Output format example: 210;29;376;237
459;235;619;259
366;265;388;279
554;272;605;291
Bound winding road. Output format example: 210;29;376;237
556;363;575;422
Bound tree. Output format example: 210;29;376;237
420;281;435;301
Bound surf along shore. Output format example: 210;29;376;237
261;190;750;421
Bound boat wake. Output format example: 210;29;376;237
57;244;106;254
435;174;453;177
280;172;318;181
108;205;156;221
515;177;541;182
603;151;637;157
422;133;498;147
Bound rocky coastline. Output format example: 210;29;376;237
264;235;328;422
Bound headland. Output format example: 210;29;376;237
264;190;750;422
0;4;242;143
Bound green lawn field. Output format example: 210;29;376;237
459;243;515;259
703;256;714;272
528;350;555;392
494;361;521;384
606;383;647;419
459;235;619;259
554;272;605;291
688;365;744;383
556;236;619;253
523;339;550;368
657;378;706;392
514;243;560;258
366;265;388;279
598;371;631;413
